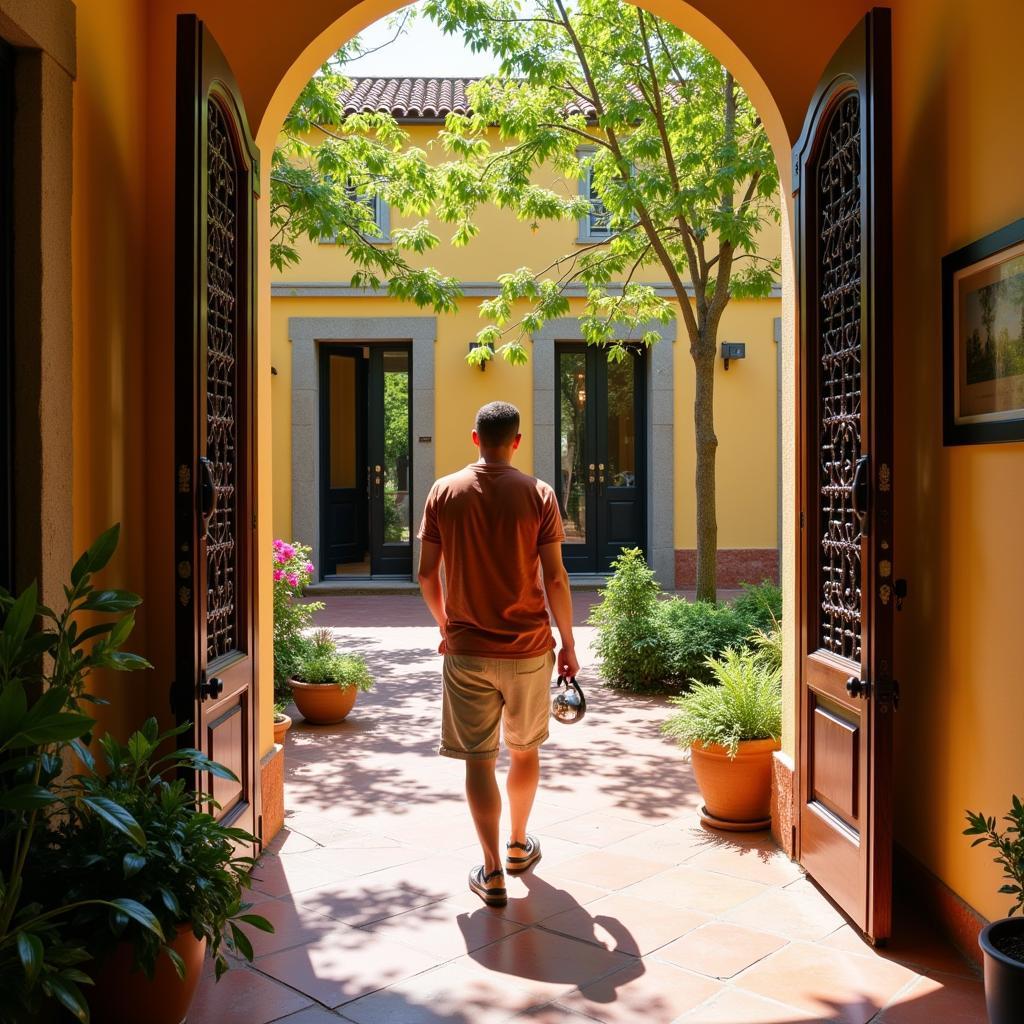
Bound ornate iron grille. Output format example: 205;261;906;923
205;99;240;662
817;93;862;662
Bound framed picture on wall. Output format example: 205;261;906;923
943;218;1024;445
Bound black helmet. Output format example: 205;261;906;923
551;675;586;725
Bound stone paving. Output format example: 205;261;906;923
191;597;985;1024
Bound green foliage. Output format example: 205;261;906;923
964;796;1024;916
294;630;374;693
0;526;162;1024
272;540;324;700
662;640;782;757
34;719;272;982
589;548;783;692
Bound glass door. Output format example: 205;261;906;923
555;344;645;574
368;346;412;576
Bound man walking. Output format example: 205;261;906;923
417;401;579;907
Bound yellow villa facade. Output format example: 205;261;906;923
271;91;783;589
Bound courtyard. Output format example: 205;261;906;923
192;597;985;1024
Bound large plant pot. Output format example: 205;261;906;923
273;712;292;744
981;917;1024;1024
690;738;781;830
289;679;357;724
88;922;206;1024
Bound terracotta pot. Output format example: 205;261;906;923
690;738;781;827
88;922;206;1024
289;678;358;724
273;712;292;744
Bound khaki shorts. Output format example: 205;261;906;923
440;651;556;760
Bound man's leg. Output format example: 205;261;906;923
465;758;503;876
507;747;540;848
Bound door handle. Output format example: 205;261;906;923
846;676;871;699
199;457;218;537
199;674;224;701
851;454;869;531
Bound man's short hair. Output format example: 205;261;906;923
474;401;521;447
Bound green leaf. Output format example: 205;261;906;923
236;913;275;934
100;651;152;672
84;523;121;576
16;931;43;986
81;590;142;613
110;898;165;940
43;976;90;1023
0;783;58;811
229;922;255;962
2;582;37;648
157;886;182;918
122;852;147;878
82;796;146;848
164;945;187;980
0;679;28;739
15;711;95;746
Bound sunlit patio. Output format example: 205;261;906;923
192;597;985;1024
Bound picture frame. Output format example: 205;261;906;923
942;218;1024;446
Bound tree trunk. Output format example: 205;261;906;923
693;346;718;602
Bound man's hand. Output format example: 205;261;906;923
438;621;449;655
557;644;580;679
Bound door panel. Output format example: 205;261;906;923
0;39;12;592
556;345;645;573
174;15;261;848
368;346;412;576
320;348;367;575
794;8;893;941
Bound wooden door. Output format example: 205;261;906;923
794;9;894;941
367;346;412;577
174;15;261;847
0;38;12;592
319;347;368;576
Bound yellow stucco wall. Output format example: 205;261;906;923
271;124;781;557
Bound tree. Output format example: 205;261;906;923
272;1;779;600
422;0;780;600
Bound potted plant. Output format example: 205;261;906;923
272;539;324;705
273;699;293;745
289;628;374;725
39;718;273;1024
662;630;782;830
965;796;1024;1024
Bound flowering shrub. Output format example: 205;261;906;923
272;539;324;699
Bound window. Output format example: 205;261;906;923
321;185;391;244
577;149;612;243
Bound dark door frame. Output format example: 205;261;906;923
554;342;647;575
0;38;13;593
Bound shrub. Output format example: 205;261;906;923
732;580;783;633
588;549;673;692
964;796;1024;917
294;629;374;692
660;599;751;686
662;641;783;756
272;539;324;699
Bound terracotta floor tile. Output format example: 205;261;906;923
360;898;524;958
652;921;787;979
245;897;359;958
541;812;650;849
621;865;768;916
253;926;444;1008
269;828;323;856
338;960;541;1024
275;1009;348;1023
541;892;709;956
190;965;312;1024
252;852;353;898
734;941;920;1024
677;988;823;1023
560;957;721;1024
822;920;979;980
464;926;635;1003
601;823;717;866
876;971;986;1023
510;1004;604;1023
686;845;805;887
720;883;846;941
546;851;667;892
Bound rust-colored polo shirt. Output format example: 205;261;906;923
418;462;565;658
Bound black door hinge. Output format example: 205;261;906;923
876;678;900;713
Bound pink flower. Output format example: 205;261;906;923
274;551;287;564
280;543;296;561
286;572;299;588
273;569;284;582
305;562;314;575
273;539;284;552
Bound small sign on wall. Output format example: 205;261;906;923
418;436;432;443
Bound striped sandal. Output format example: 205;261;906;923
506;835;542;874
469;866;507;907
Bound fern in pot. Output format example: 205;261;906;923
288;629;374;725
662;631;782;830
965;796;1024;1024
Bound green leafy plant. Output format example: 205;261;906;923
0;525;164;1023
732;580;783;634
964;796;1024;916
272;539;325;700
660;599;751;687
294;630;374;692
662;642;783;757
35;719;272;982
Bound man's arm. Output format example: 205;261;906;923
418;540;448;652
540;542;580;678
